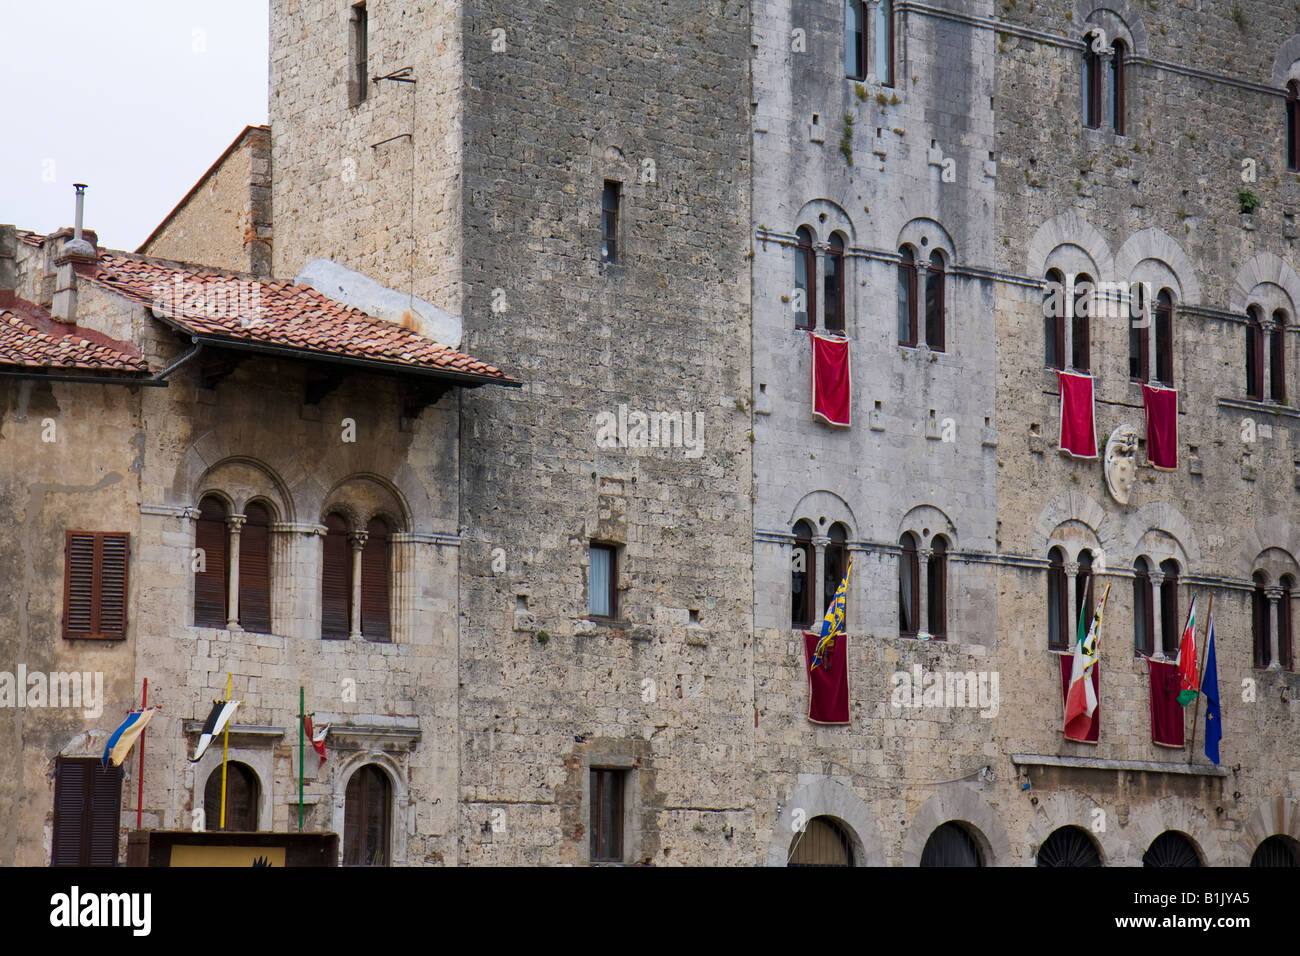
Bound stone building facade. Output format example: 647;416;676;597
2;0;1299;866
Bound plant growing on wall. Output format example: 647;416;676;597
840;114;854;166
1238;189;1261;215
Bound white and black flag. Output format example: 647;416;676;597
190;699;241;762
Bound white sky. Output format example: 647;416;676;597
0;0;269;251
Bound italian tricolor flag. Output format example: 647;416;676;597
1176;596;1199;707
1064;583;1110;741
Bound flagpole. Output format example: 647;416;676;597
136;677;147;829
221;672;231;830
1187;594;1212;763
299;686;305;833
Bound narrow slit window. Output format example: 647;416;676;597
1109;40;1126;134
1082;33;1102;129
1154;289;1174;385
1271;309;1287;403
874;0;894;87
1129;282;1148;381
824;233;845;333
897;246;918;346
1047;547;1068;650
1044;269;1065;369
1072;274;1092;372
1246;305;1264;400
589;543;616;619
794;227;816;330
925;249;946;351
1288;81;1299;172
348;3;368;107
844;0;866;80
899;533;919;637
601;181;621;264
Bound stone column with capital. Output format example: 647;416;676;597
1266;587;1283;668
812;536;829;623
225;514;246;630
1148;570;1165;658
348;529;369;640
918;547;933;639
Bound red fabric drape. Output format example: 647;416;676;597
811;332;851;427
1147;658;1185;747
1058;654;1100;742
1058;371;1097;458
804;631;850;724
1142;384;1178;470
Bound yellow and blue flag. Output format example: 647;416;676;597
811;557;852;671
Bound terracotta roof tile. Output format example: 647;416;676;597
84;253;517;385
0;299;150;373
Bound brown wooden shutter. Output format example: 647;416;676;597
322;513;351;638
361;518;391;642
343;769;363;864
51;758;121;866
194;496;228;627
64;533;96;638
64;532;128;640
239;502;272;633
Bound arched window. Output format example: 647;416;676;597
1271;309;1287;403
844;0;866;80
1072;274;1092;372
794;226;815;330
791;521;813;629
1109;40;1126;134
1082;33;1102;129
824;233;845;333
897;246;918;346
824;523;848;618
899;532;919;637
1279;575;1294;670
1037;825;1102;867
874;0;894;87
343;764;391;866
194;495;229;628
927;536;948;639
1288;81;1299;172
321;513;352;639
1075;549;1095;638
1253;571;1272;668
1154;289;1174;384
204;762;259;832
1159;559;1180;657
1247;305;1265;400
1047;546;1068;650
920;822;983;867
238;501;272;634
1251;834;1300;867
1143;831;1201;867
789;816;854;866
1133;557;1153;656
925;249;946;351
1129;282;1148;381
361;517;391;642
1044;268;1066;369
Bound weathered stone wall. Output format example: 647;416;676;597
139;126;273;276
452;0;756;864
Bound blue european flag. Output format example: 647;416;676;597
1203;620;1222;765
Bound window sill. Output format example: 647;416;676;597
1217;396;1300;419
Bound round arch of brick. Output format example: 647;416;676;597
787;489;859;539
766;777;886;866
1271;36;1300;87
793;198;857;248
331;751;410;867
1034;489;1119;561
1023;790;1124;866
900;786;1012;866
1124;797;1226;866
1228;252;1300;316
1025;211;1114;281
1113;227;1202;305
1231;795;1300;865
1075;0;1149;57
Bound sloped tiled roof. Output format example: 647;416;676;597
83;253;516;385
0;298;150;373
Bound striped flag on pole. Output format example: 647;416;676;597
102;706;160;770
190;698;240;763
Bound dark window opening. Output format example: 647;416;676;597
1253;571;1271;668
794;227;815;329
1044;269;1066;369
194;495;229;628
1288;81;1299;172
791;521;814;629
1037;825;1102;867
927;536;948;639
1154;289;1174;385
1133;557;1154;656
824;233;845;333
897;246;918;346
920;822;982;867
1082;33;1102;129
239;502;272;634
1279;575;1294;670
1143;831;1201;868
1072;274;1092;372
1047;547;1068;650
601;181;621;264
1271;310;1287;403
925;250;946;351
824;523;848;621
844;0;866;80
343;764;390;866
321;512;352;639
348;3;368;107
1109;40;1126;134
1247;306;1265;400
899;533;919;637
589;543;617;619
361;517;391;642
1159;559;1180;658
204;762;259;832
590;768;625;863
51;758;122;866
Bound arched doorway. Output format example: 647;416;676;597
919;821;982;867
344;764;392;866
1036;825;1102;867
1143;831;1201;867
788;816;854;866
204;761;259;831
1251;835;1300;867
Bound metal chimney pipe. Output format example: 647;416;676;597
72;184;87;241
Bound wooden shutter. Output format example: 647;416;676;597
52;758;121;866
322;513;351;638
239;502;272;633
194;496;228;627
343;771;362;864
63;532;129;640
361;518;391;642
